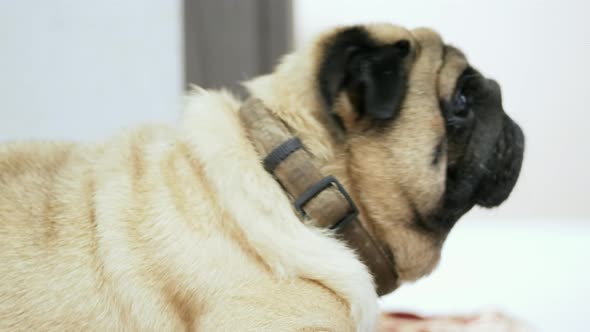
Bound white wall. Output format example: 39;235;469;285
0;0;183;142
294;0;590;221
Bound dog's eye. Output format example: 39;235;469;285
452;91;470;118
447;90;473;129
455;93;468;112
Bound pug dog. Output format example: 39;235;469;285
0;24;524;331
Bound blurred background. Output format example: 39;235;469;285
0;1;588;330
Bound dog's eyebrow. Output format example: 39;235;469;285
442;45;467;63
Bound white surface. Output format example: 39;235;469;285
379;219;590;331
294;0;590;220
0;0;183;142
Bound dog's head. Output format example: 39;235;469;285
245;24;524;284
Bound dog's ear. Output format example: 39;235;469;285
318;28;411;127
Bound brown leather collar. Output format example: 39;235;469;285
238;98;398;296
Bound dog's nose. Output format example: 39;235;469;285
510;118;525;153
485;79;503;104
486;79;501;92
503;114;525;159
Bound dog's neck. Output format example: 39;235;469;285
237;95;399;295
243;56;411;293
243;53;343;163
243;54;386;234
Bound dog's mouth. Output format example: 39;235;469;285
425;68;525;231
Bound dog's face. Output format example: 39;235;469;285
246;24;524;284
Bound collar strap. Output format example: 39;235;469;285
239;98;398;295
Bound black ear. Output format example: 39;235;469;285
353;41;410;120
319;27;410;124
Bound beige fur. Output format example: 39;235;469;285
0;24;470;331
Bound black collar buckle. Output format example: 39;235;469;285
294;175;359;230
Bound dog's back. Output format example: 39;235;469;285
0;131;202;330
0;140;121;330
0;117;356;331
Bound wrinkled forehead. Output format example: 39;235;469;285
437;46;469;101
364;25;469;99
406;28;470;102
362;24;444;59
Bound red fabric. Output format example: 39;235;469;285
378;311;533;332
